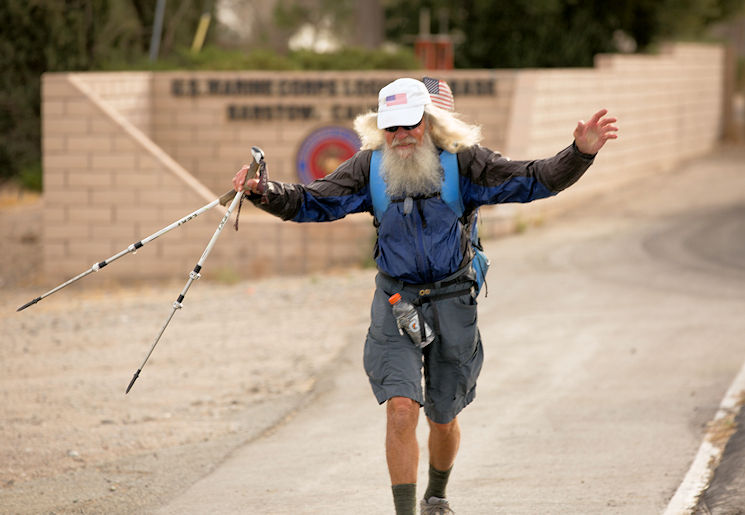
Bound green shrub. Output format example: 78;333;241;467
289;46;420;70
17;161;42;191
103;44;420;72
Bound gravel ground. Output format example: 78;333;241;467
0;190;376;513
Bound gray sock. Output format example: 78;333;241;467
392;483;416;515
424;464;452;500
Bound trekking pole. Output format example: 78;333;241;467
125;146;266;394
16;185;241;312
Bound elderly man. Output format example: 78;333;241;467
233;78;617;514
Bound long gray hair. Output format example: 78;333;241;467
353;105;483;153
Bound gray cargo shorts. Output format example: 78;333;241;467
363;272;484;424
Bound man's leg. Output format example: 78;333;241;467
420;289;481;513
427;416;460;471
424;416;460;500
387;396;420;514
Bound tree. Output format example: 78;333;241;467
0;0;212;184
383;0;745;68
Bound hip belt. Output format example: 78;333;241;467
378;266;475;340
378;264;475;302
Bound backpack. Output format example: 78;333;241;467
369;149;490;297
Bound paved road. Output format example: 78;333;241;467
158;146;745;514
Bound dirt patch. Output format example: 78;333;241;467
0;188;43;290
0;188;376;513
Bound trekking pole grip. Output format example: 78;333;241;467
218;146;267;206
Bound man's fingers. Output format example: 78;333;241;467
246;178;260;192
233;172;243;191
588;108;608;125
233;165;253;191
602;124;619;135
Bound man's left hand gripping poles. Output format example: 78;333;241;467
125;146;266;394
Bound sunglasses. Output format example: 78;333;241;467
383;119;423;133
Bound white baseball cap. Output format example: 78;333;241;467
377;78;431;130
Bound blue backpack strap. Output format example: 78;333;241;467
439;150;490;297
369;149;388;221
439;150;463;218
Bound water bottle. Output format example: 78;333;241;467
388;293;435;348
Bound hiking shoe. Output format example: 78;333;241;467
420;496;454;514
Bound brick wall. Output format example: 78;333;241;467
69;72;154;136
505;43;726;220
41;43;726;283
42;74;223;281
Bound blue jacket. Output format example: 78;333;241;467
250;143;595;284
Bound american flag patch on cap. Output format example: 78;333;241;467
385;93;407;106
422;77;454;111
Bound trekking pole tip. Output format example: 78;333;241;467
17;297;41;312
125;369;141;394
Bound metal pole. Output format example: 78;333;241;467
125;147;266;394
149;0;167;61
16;188;237;312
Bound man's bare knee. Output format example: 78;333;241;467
387;397;419;432
427;416;459;435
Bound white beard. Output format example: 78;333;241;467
381;132;442;198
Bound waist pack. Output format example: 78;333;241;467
370;149;490;297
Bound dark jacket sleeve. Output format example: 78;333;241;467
247;150;373;222
458;142;595;208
